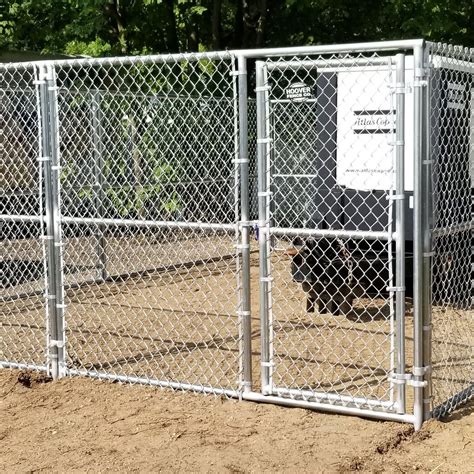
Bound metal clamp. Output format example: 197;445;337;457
261;361;275;368
258;191;273;197
230;70;247;76
37;156;51;162
412;365;431;376
235;243;250;250
386;286;405;292
260;276;274;283
239;220;256;228
407;379;428;388
257;137;273;144
49;339;65;349
255;85;271;92
233;158;249;164
388;194;406;201
390;372;412;385
414;67;430;78
413;80;428;88
390;82;412;94
236;310;251;317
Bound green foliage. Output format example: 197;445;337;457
1;0;472;57
64;38;112;57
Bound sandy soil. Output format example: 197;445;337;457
2;234;473;472
0;369;472;473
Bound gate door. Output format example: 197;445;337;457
255;54;410;415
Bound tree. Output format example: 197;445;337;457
0;0;472;57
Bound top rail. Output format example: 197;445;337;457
0;39;425;69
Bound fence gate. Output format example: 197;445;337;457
254;54;412;416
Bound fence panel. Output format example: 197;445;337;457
427;43;474;417
47;53;245;394
0;63;48;371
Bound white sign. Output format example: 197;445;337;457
285;82;313;102
336;63;414;191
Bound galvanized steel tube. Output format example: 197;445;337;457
238;55;253;392
256;61;271;394
395;53;407;414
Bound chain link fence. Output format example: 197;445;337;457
427;43;473;418
1;63;48;371
1;41;472;428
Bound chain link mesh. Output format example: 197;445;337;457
427;43;473;417
51;54;245;393
0;63;48;370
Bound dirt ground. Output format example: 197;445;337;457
0;369;472;473
2;235;473;472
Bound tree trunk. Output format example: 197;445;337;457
187;21;199;52
256;0;267;48
232;0;244;48
163;0;179;52
106;0;127;54
212;0;222;50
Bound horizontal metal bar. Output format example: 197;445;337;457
235;40;423;58
60;216;236;232
66;368;241;398
0;361;48;372
0;51;234;70
0;214;43;223
270;226;391;241
64;370;414;424
1;40;423;70
271;386;397;410
0;214;236;232
242;392;415;424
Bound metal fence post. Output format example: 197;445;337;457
394;53;407;414
91;90;108;281
39;64;66;379
237;55;253;393
421;46;433;422
256;61;271;394
412;42;428;430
